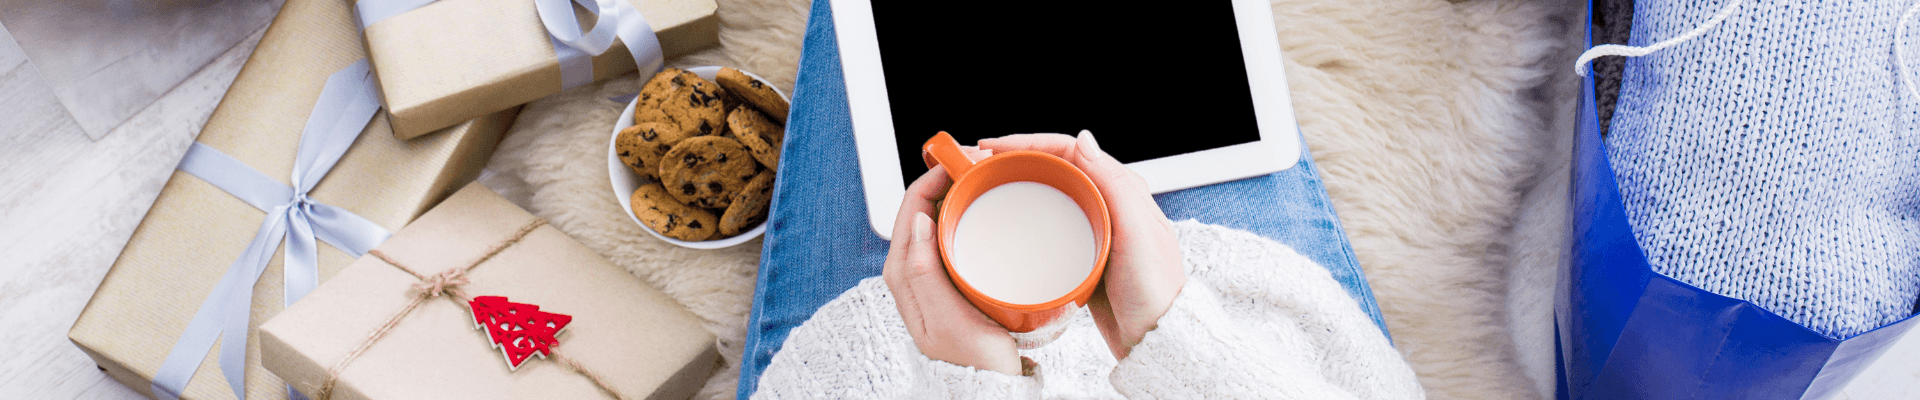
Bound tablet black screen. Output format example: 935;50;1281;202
871;2;1263;185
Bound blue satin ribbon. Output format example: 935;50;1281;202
534;0;663;89
150;59;390;400
355;0;436;30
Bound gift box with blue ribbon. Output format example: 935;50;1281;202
68;0;519;398
357;0;719;140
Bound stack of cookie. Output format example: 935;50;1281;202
616;67;788;241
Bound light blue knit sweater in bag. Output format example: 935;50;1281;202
1585;0;1920;339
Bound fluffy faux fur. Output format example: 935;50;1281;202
1272;0;1575;398
478;0;1582;398
1506;0;1586;397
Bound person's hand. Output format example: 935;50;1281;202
979;131;1185;360
884;151;1026;375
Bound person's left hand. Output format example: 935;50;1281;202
885;148;1026;375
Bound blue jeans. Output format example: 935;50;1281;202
738;1;1388;396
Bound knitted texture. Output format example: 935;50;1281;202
749;277;1046;399
1606;0;1920;338
1110;223;1424;399
751;221;1422;398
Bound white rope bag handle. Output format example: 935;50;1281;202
1577;0;1920;99
1573;0;1747;76
1897;1;1920;101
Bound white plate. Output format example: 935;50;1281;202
608;66;788;249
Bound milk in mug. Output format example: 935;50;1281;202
950;181;1098;305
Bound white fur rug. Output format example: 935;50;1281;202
478;0;1586;398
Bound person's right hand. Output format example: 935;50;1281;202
979;131;1186;360
884;155;1025;376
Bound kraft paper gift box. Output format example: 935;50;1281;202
258;183;718;400
66;0;520;398
358;0;720;140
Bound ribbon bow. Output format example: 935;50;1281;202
150;59;389;400
535;0;664;89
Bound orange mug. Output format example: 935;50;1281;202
922;132;1112;333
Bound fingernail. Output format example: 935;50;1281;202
1078;130;1104;159
913;212;933;243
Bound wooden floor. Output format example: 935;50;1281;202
0;19;261;399
0;7;1914;400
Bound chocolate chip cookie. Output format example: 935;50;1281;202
634;71;731;140
658;136;757;209
635;68;697;113
716;67;788;123
719;170;775;236
727;105;784;170
631;182;718;241
663;76;731;136
614;122;690;181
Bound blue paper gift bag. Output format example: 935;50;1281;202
1559;4;1920;398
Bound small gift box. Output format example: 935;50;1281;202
66;0;520;398
259;183;718;400
357;0;720;140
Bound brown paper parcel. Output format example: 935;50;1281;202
65;0;520;397
258;183;718;400
361;0;719;140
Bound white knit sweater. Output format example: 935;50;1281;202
752;220;1424;399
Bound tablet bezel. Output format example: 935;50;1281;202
833;0;1302;239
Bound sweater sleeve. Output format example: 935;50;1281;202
752;277;1043;399
1109;221;1425;399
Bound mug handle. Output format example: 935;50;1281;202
922;131;975;180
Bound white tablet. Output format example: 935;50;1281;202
834;0;1302;239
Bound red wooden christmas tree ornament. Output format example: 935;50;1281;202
468;296;573;371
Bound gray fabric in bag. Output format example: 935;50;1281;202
1606;0;1920;338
